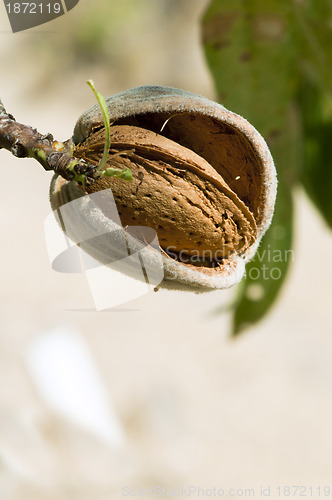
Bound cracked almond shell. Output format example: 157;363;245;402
50;85;277;290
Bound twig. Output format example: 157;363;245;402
0;97;132;186
0;98;100;186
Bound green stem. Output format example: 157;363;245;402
86;80;111;172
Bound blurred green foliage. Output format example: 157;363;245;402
202;0;332;335
20;0;208;99
299;81;332;228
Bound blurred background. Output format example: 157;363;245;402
1;1;332;499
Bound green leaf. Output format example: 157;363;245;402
232;103;301;335
298;81;332;228
202;0;298;137
202;0;332;135
232;101;301;335
232;179;293;336
202;0;332;334
292;0;332;90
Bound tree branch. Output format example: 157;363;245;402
0;98;104;186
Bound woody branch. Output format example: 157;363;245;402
0;98;98;186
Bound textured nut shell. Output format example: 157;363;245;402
50;175;246;291
77;125;257;258
73;85;276;238
50;85;277;290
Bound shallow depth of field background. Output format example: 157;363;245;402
0;1;332;499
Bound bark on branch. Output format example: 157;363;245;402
0;98;100;186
